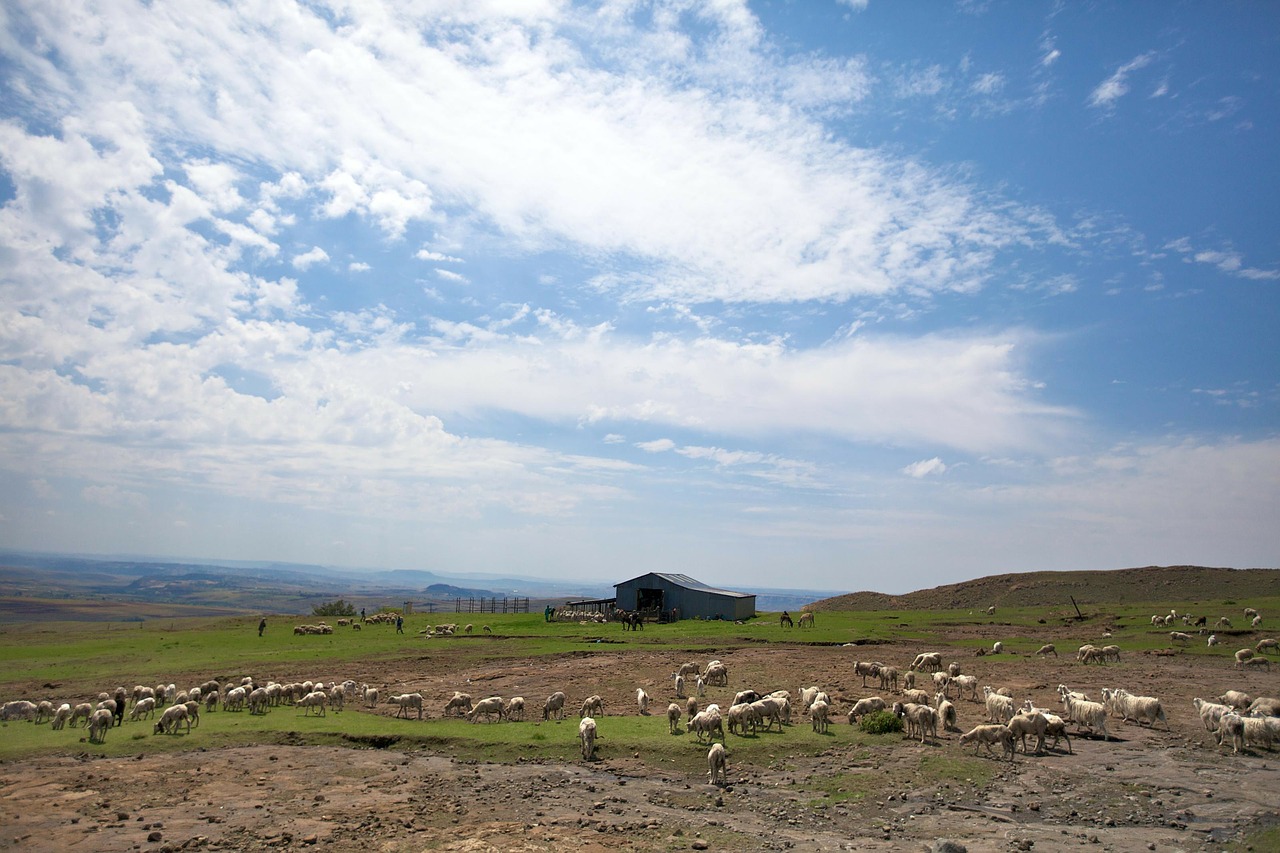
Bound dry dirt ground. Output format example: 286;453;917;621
2;630;1278;853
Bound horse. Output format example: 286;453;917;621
779;612;793;628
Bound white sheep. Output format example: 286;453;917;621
847;696;886;724
1246;697;1280;716
467;696;505;723
1060;694;1110;741
388;693;425;719
504;697;525;721
1007;710;1049;754
983;687;1015;724
542;691;567;721
893;701;938;743
726;702;753;736
1170;631;1191;645
580;695;604;718
1241;657;1272;672
129;697;157;721
1102;688;1167;728
878;666;900;692
1219;690;1253;710
901;688;932;706
362;685;379;708
0;700;38;722
440;692;472;717
1208;634;1220;647
667;702;683;734
991;641;1004;655
636;688;650;715
702;661;728;687
673;673;686;699
809;699;830;734
1245;607;1260;620
88;708;114;743
910;652;942;672
1215;712;1245;754
935;693;957;732
1242;715;1279;750
707;742;727;785
70;702;95;727
1035;644;1057;657
1192;698;1232;732
1256;638;1278;654
1252;615;1263;628
297;690;328;716
690;708;725;742
223;686;247;712
1217;617;1233;629
950;674;979;703
797;686;820;714
959;724;1015;760
695;675;706;697
50;703;72;730
247;687;269;716
686;697;699;721
152;704;189;735
579;717;597;760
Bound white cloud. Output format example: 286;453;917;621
1088;52;1156;110
349;262;371;272
636;438;676;453
903;457;947;478
971;73;1004;96
416;250;465;263
292;246;329;270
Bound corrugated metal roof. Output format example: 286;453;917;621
615;572;755;599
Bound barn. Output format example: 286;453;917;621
613;572;756;622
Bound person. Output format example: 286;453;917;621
258;617;267;637
395;614;404;633
544;604;553;622
360;607;366;622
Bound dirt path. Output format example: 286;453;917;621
2;639;1277;851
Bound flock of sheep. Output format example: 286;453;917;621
2;605;1277;790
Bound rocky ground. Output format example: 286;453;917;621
2;632;1278;852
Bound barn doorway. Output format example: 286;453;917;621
637;587;664;611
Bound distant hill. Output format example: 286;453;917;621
807;565;1280;611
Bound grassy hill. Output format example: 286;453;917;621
807;565;1280;612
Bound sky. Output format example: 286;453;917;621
0;1;1277;595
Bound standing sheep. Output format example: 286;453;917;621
707;742;728;785
667;702;683;734
636;688;650;715
579;717;597;760
542;691;567;721
88;708;114;743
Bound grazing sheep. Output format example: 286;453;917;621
1245;607;1259;620
959;724;1016;761
1235;648;1255;666
1252;615;1263;628
247;687;269;716
1217;617;1233;629
686;697;699;721
388;693;425;719
636;688;650;715
847;696;886;724
707;742;728;785
1170;631;1191;645
877;666;900;692
677;661;701;679
1219;690;1253;711
748;698;784;732
703;661;728;687
543;691;567;721
297;690;328;716
1256;638;1278;654
152;704;189;736
809;699;830;734
223;686;247;712
443;692;473;717
0;700;38;722
726;702;753;736
1208;634;1220;647
1035;644;1057;657
1215;712;1245;754
579;717;597;760
667;702;683;733
690;708;725;742
467;696;505;723
901;688;932;706
129;697;157;721
901;670;916;691
504;697;525;721
50;703;72;730
204;690;219;713
580;695;604;718
797;611;814;628
991;641;1004;655
88;708;114;743
69;702;94;727
1241;657;1272;672
1246;697;1280;717
986;606;995;615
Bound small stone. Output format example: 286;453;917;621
692;842;709;851
147;831;163;842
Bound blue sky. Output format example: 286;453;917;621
0;0;1276;594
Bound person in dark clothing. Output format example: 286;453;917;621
395;614;404;633
258;618;267;637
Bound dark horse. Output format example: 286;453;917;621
618;610;644;631
779;611;793;628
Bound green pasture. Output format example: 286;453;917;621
2;593;1277;766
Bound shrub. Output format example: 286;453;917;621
312;599;357;617
858;710;903;735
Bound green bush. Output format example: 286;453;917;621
312;599;357;617
858;710;903;735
